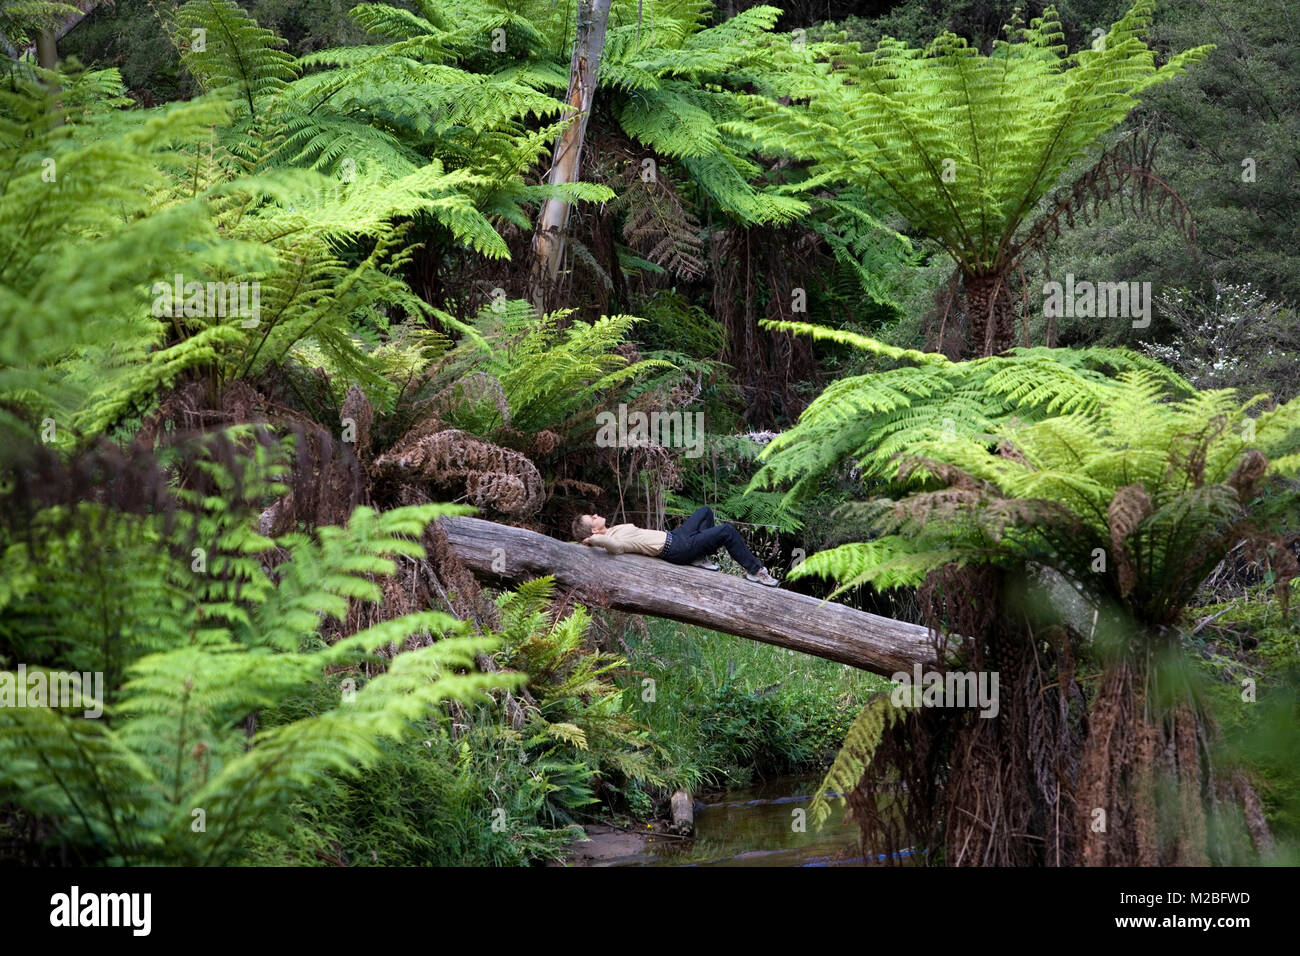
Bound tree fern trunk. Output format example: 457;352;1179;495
964;272;1015;357
528;0;612;317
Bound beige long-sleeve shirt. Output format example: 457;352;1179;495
585;524;667;557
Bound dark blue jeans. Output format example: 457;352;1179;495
660;506;762;574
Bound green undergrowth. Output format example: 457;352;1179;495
243;610;888;865
243;664;584;867
247;719;579;867
1189;584;1300;855
618;617;890;795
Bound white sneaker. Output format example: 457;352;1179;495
691;557;721;571
745;567;779;587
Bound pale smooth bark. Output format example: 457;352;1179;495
528;0;613;314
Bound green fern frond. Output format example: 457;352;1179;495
176;0;298;117
809;692;913;829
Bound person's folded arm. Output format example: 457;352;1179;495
583;533;625;554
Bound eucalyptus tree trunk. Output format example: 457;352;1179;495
35;31;58;69
528;0;612;316
25;2;106;64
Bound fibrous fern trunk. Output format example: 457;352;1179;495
1075;649;1240;867
528;0;612;316
842;570;1275;867
964;273;1016;357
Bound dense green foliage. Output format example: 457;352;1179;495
620;619;888;792
765;323;1299;862
0;434;517;864
3;0;1296;868
738;1;1209;276
776;328;1299;608
750;321;1189;501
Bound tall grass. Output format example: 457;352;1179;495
618;618;890;792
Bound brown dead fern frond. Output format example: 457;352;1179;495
613;160;706;281
373;420;544;517
1108;483;1153;599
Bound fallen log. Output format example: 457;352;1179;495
439;516;941;676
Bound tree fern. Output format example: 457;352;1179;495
750;321;1192;502
786;348;1298;852
295;0;806;227
727;1;1212;351
421;299;675;437
0;431;521;865
0;60;232;451
0;27;518;444
735;1;1210;272
782;365;1300;627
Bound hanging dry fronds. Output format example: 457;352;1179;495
1108;483;1153;599
373;419;544;516
1015;130;1198;271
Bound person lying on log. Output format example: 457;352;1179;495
571;505;780;587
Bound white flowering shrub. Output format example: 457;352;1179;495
1144;283;1300;400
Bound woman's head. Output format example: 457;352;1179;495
571;513;607;539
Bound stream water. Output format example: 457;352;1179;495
602;774;911;867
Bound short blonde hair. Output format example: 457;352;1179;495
571;514;594;541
